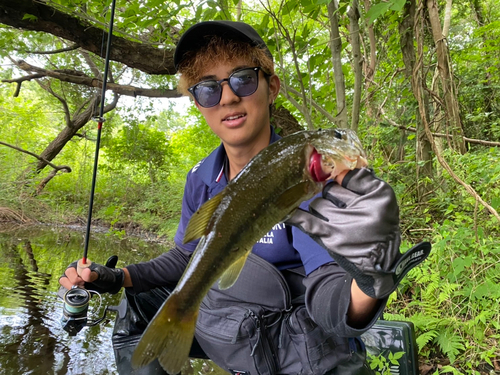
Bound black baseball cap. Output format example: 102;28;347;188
174;21;273;71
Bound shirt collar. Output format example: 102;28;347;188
194;126;281;192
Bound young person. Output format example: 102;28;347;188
60;20;426;375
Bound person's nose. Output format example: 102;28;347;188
219;81;241;106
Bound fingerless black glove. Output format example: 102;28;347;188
287;168;430;299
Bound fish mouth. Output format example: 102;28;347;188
309;148;331;182
307;128;369;183
308;148;366;182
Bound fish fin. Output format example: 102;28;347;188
275;182;311;210
183;192;224;244
131;293;197;374
218;250;250;290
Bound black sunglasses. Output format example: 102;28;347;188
188;67;267;108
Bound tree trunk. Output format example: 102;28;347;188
327;0;348;129
363;0;377;119
470;0;494;118
35;94;118;172
271;106;303;136
399;0;433;201
347;0;362;132
427;0;467;154
442;0;452;36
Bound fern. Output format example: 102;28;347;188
438;365;464;374
416;330;438;351
436;328;465;364
381;312;410;322
411;312;440;330
437;282;459;304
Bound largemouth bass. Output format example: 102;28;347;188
131;128;367;374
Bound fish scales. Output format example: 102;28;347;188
131;128;366;374
175;134;318;295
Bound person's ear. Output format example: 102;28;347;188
268;74;281;105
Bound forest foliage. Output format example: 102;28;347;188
0;0;499;374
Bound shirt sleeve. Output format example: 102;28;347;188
303;262;387;337
126;246;192;294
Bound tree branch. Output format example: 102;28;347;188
0;141;71;173
104;93;120;113
74;97;93;119
2;73;46;97
281;86;340;124
80;49;102;79
24;43;80;55
380;110;500;147
0;0;174;75
12;60;182;99
36;79;72;127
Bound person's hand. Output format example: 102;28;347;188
59;255;124;295
287;167;430;299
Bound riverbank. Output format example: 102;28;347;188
0;205;174;245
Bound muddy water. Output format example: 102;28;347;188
0;224;221;375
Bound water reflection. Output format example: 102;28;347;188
0;224;170;375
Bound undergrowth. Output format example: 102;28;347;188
381;147;500;374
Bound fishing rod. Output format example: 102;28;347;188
80;0;117;271
62;0;120;336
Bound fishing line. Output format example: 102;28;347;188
80;0;117;267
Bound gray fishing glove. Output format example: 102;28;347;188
287;168;430;299
59;255;124;295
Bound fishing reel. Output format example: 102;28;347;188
60;256;123;336
61;286;110;336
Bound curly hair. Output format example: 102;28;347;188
177;36;274;96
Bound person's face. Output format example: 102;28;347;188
193;60;280;151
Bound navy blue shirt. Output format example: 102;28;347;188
173;126;334;275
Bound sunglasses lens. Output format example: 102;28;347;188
191;68;261;108
194;81;222;108
230;69;259;97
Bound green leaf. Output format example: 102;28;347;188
389;0;406;12
260;14;270;29
391;351;405;361
439;365;463;374
366;2;391;24
436;329;465;364
22;13;38;22
416;330;438;350
492;197;500;210
302;24;310;40
282;0;299;16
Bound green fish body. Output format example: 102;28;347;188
132;128;366;374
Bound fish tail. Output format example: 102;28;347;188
131;293;198;374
